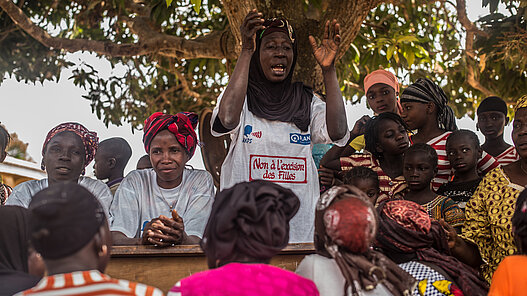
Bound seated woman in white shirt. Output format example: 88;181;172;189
110;112;215;246
6;122;113;216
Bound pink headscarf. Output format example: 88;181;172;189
364;69;403;114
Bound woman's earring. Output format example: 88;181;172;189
81;169;85;176
40;161;45;171
98;244;108;257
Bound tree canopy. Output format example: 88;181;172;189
0;0;526;128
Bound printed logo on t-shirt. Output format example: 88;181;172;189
243;125;262;144
289;133;311;145
249;155;307;183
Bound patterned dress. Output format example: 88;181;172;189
399;261;462;296
419;195;465;229
0;182;13;205
462;167;524;283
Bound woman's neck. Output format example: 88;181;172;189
379;153;404;178
452;168;480;183
482;136;510;157
413;119;444;144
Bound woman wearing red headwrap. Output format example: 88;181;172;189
211;11;349;243
110;112;215;246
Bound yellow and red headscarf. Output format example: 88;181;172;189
143;112;199;158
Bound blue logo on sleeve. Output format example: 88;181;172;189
290;133;311;145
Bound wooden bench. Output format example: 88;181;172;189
106;243;315;293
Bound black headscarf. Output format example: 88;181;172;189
247;18;313;132
0;206;40;295
400;78;457;131
200;180;300;266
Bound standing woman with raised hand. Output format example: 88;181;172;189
211;10;349;242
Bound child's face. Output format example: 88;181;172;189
376;119;409;156
446;135;480;174
351;178;380;205
512;108;527;159
93;150;112;180
366;83;397;114
400;101;429;130
477;111;507;140
403;152;436;191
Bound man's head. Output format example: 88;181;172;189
28;183;111;274
94;137;132;180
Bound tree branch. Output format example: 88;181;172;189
0;0;237;59
455;0;494;96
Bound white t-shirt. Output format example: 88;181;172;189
296;254;392;296
211;92;349;242
6;177;113;217
110;168;214;239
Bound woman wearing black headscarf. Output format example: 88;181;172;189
0;206;44;295
211;10;349;243
167;180;319;296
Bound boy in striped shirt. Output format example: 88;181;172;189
17;183;163;296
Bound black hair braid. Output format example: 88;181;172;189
0;125;10;151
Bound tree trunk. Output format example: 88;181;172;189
221;0;383;93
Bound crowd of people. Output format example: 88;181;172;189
0;10;526;296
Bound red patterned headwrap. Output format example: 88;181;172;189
143;112;199;158
42;122;99;168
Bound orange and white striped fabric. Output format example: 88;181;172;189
426;132;499;191
16;270;164;296
494;146;520;166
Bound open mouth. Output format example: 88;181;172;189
271;64;286;75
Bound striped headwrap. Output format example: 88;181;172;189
400;78;457;131
143;112;199;158
42;122;98;167
514;94;527;114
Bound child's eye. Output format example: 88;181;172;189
367;94;375;100
383;90;389;95
462;148;469;153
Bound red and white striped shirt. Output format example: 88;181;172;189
425;132;499;191
17;270;164;296
494;146;520;166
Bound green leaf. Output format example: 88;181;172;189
166;0;173;7
191;0;202;13
386;45;396;61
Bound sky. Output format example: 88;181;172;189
0;0;510;178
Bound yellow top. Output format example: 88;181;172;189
462;167;521;283
348;134;366;151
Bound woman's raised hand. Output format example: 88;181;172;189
241;9;265;52
309;19;341;71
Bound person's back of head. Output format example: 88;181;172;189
136;154;152;170
28;182;110;275
200;180;300;268
0;124;10;162
94;137;132;180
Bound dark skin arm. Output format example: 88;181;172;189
440;219;483;269
217;10;264;129
309;20;348;141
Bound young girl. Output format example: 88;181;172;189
400;78;498;191
403;143;465;230
326;112;410;203
0;125;12;205
343;166;380;205
437;130;482;211
477;96;518;165
489;190;527;295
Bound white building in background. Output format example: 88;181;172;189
0;156;46;187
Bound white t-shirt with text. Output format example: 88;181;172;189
211;92;349;242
